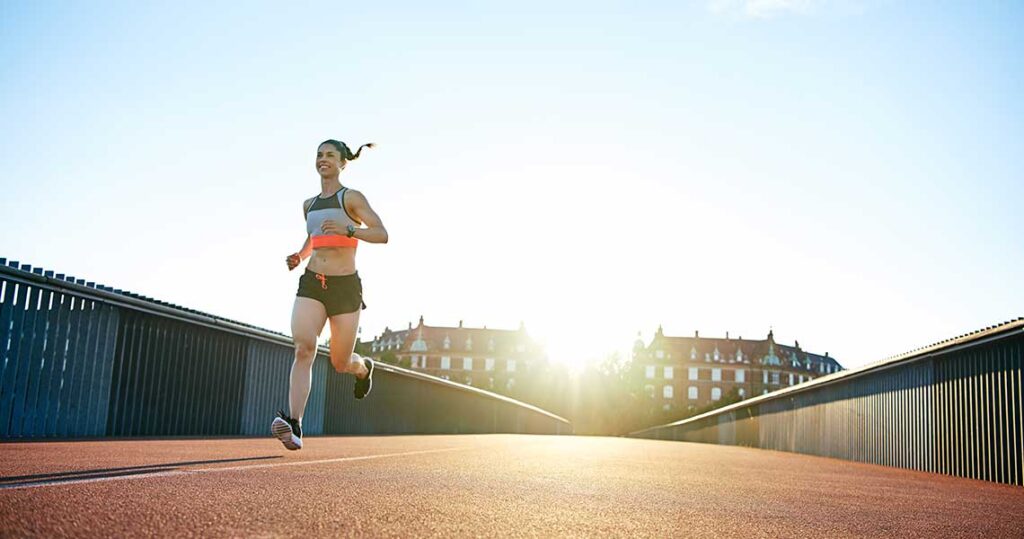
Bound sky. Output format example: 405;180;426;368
2;1;1022;371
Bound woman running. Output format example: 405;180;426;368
271;139;389;450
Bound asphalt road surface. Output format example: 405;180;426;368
2;434;1022;537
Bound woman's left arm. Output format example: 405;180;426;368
348;190;389;244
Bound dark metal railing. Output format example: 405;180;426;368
629;318;1024;486
0;260;570;439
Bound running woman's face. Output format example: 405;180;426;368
315;144;345;177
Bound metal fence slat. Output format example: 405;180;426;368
9;285;45;437
42;291;73;436
0;282;30;437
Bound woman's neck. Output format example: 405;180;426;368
320;177;343;197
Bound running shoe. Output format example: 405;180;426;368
271;410;303;450
354;357;374;399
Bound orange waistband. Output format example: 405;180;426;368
311;235;358;249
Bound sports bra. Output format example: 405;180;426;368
305;187;360;249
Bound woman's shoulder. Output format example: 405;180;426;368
342;188;368;201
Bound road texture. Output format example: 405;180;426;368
2;434;1022;537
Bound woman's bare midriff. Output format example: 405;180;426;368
306;246;357;276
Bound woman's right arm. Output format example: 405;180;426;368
286;199;315;270
297;235;312;259
286;236;311;270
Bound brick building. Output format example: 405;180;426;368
633;326;843;412
366;316;545;392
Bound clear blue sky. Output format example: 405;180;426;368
2;1;1022;369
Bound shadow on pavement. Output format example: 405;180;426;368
0;456;283;487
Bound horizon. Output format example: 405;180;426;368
2;1;1022;371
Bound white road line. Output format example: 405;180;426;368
0;447;468;491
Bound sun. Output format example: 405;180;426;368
533;321;633;375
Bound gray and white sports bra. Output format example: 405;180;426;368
305;187;360;249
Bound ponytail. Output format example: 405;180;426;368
320;139;375;162
347;142;375;160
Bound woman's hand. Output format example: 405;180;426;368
285;253;301;271
320;219;345;235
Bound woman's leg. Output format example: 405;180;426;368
290;297;328;421
328;310;369;377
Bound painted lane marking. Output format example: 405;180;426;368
1;447;468;491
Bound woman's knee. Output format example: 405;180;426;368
329;350;349;373
329;350;359;374
294;338;318;361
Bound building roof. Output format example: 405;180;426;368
370;316;542;356
640;327;842;371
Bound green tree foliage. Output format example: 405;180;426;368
377;350;399;366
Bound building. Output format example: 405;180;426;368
633;326;844;412
367;316;545;392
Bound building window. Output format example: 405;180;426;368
688;367;698;381
645;365;656;379
712;368;722;382
441;356;451;370
799;375;804;384
507;359;517;372
664;366;674;379
711;387;722;401
655;350;664;359
713;348;720;361
644;385;655;398
738;388;746;397
411;334;428;353
736;349;743;361
663;385;673;399
465;337;473;351
488;338;495;352
691;347;697;360
485;358;495;371
466;376;473;386
771;371;780;385
463;357;473;370
763;370;769;384
705;353;710;362
443;336;450;350
688;386;698;400
736;369;745;383
789;373;794;386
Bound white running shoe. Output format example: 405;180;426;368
271;410;303;450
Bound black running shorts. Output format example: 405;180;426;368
296;269;367;316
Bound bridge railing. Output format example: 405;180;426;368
0;260;570;439
629;318;1024;486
